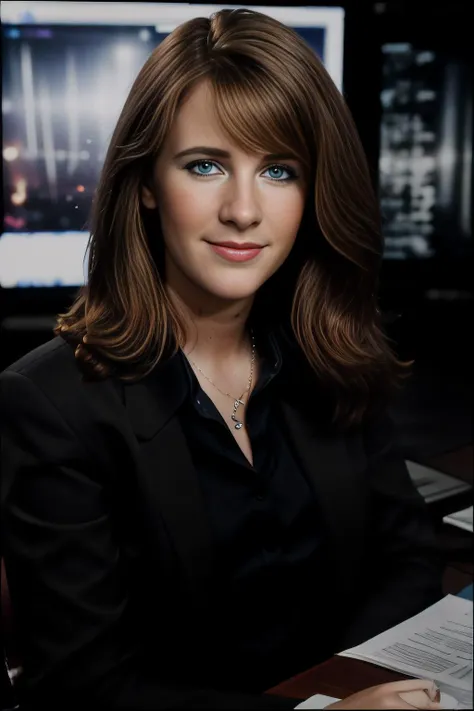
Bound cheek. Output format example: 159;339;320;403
159;183;210;235
269;194;306;246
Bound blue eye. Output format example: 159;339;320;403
187;160;220;177
184;160;298;183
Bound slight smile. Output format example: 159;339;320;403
206;241;266;263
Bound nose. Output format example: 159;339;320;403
218;176;263;231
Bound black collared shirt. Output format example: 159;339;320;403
175;331;332;692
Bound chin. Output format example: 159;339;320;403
198;272;265;302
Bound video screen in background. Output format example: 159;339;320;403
1;1;344;287
379;42;472;260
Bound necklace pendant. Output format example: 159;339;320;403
232;399;244;431
231;413;243;429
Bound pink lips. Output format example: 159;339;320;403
208;242;263;263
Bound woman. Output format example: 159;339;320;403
0;8;443;710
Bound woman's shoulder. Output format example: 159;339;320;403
0;336;81;419
0;336;121;428
0;336;86;401
2;335;76;379
0;336;129;474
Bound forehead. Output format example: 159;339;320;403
164;80;232;151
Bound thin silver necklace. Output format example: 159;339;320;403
187;331;256;430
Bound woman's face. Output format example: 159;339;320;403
141;79;307;306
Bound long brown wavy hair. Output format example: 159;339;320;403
54;8;412;429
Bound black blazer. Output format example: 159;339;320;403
0;336;442;710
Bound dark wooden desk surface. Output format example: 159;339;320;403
266;444;473;702
426;444;473;486
266;656;410;701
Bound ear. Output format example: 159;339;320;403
141;183;157;210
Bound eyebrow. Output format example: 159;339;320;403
173;146;299;162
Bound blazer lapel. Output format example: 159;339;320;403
121;355;215;617
279;397;365;593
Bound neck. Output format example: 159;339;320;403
165;272;254;367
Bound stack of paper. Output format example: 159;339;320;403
339;595;473;709
443;506;473;533
406;460;471;504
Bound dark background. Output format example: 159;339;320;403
1;0;472;463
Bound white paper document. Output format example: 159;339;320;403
443;506;473;533
294;692;460;709
339;595;473;708
294;694;340;709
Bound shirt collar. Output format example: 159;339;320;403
121;326;287;440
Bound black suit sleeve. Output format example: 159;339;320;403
0;371;298;710
338;411;443;650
